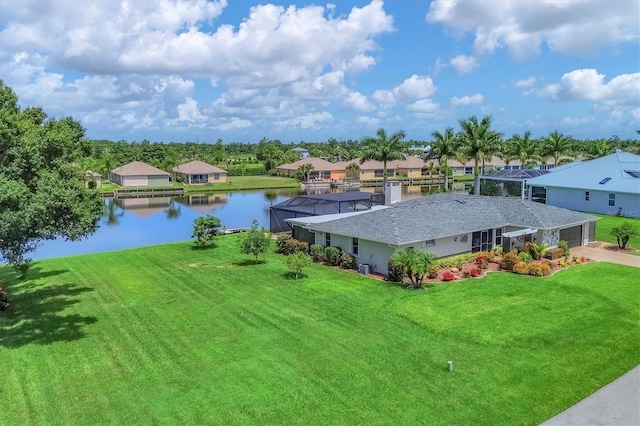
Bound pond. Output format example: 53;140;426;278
31;183;467;260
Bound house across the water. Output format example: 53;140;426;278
173;160;228;184
108;161;170;187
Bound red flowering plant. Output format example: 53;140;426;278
442;271;456;281
474;252;490;269
470;268;480;277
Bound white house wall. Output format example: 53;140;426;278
122;175;148;187
546;187;640;218
404;235;471;258
355;240;396;275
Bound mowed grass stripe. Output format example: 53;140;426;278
1;235;638;424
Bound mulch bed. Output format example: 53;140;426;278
586;241;639;253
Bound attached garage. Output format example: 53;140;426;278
560;225;582;247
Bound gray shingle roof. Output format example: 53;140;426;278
305;193;598;245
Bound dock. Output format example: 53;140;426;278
110;187;186;199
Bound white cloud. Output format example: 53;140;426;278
540;69;640;108
371;74;436;104
513;76;536;88
450;94;484;106
450;54;479;74
356;116;380;127
427;0;639;59
560;116;596;126
406;99;440;113
274;111;333;129
343;92;375;112
215;118;252;131
176;97;205;123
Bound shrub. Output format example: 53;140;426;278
527;242;549;260
492;246;503;256
385;261;405;282
544;248;564;260
513;261;530;275
475;252;490;269
324;246;341;266
192;215;221;247
558;240;570;260
283;239;309;255
427;265;439;279
442;271;456;281
528;261;552;276
275;234;290;254
518;251;533;264
340;251;358;270
500;252;519;271
310;244;325;262
470;268;480;277
611;222;639;249
433;253;475;269
463;270;471;278
286;251;312;279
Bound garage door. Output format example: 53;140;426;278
560;225;582;247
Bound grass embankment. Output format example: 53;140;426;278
593;213;640;255
1;236;638;424
98;175;301;194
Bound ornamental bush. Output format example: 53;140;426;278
324;246;341;266
433;253;475;269
310;244;325;262
475;252;490;269
442;271;456;281
500;251;519;271
470;268;480;277
385;261;405;282
513;261;530;275
528;261;552;276
283;239;309;255
340;251;358;270
518;251;533;264
557;240;570;260
275;234;290;254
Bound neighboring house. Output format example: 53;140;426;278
173;160;228;184
292;147;310;159
447;156;547;176
287;193;598;274
85;170;102;188
526;151;640;218
338;159;397;180
108;161;170;187
395;157;429;178
277;157;345;182
175;193;227;213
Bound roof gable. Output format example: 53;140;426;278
110;161;169;176
173;160;226;174
277;157;344;171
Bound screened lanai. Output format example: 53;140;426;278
480;169;551;199
270;192;385;233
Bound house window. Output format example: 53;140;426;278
584;191;590;201
495;228;502;247
214;173;220;180
464;166;473;175
472;229;493;252
374;169;383;177
608;193;615;207
423;239;435;248
325;233;331;247
352;238;359;256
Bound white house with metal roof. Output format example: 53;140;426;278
287;193;598;274
526;151;640;218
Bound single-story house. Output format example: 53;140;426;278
108;161;170;187
277;157;346;182
173;160;228;184
175;193;227;213
526;151;640;218
287;193;598;274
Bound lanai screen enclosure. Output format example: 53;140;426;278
270;192;385;233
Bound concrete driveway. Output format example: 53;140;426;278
570;245;640;268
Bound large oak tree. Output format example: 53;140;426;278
0;81;102;275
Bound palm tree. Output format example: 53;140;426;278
511;130;540;169
497;138;517;166
390;248;438;290
345;162;361;181
431;127;457;191
585;139;611;159
296;163;314;181
360;128;407;189
542;130;573;166
457;116;503;195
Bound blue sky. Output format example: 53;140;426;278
1;0;638;143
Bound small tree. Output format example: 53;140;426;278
390;248;438;290
611;222;639;249
527;242;549;260
287;251;312;279
240;219;271;263
192;215;221;247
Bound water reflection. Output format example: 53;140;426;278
32;184;466;260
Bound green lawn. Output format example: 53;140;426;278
1;237;638;425
593;213;640;254
98;176;301;194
